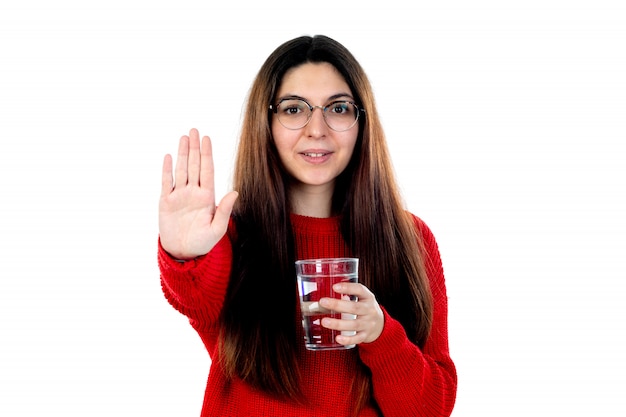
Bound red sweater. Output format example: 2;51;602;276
159;213;457;416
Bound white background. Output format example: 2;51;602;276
1;1;625;416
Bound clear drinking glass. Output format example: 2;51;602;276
295;258;359;350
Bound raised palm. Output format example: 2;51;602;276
159;129;238;260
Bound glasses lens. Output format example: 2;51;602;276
324;101;359;131
276;99;310;129
274;99;360;131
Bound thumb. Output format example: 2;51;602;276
212;191;239;234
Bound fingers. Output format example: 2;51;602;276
187;129;201;186
319;291;361;316
160;154;173;197
171;129;213;190
319;283;384;345
174;134;190;188
200;134;215;193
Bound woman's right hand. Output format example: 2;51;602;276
159;128;239;260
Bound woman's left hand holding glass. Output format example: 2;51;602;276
319;283;384;346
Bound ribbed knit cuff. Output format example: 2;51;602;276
158;235;231;273
358;308;425;385
158;234;233;325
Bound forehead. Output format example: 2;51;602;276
277;62;353;100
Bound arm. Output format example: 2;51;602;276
358;218;457;416
158;129;238;329
158;233;233;329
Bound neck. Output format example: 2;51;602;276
289;182;334;218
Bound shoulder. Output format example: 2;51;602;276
406;212;444;274
407;212;437;246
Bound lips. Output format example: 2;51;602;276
301;149;332;157
300;149;333;163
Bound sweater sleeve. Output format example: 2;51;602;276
357;217;457;417
158;233;233;331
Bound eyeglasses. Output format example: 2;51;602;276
269;98;364;132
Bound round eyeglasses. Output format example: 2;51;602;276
269;98;364;132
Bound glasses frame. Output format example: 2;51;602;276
269;98;365;132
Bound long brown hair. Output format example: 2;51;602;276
219;35;433;408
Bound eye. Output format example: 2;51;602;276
280;100;307;116
284;106;301;115
328;101;352;115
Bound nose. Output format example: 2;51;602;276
304;106;328;138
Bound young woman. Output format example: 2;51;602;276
158;35;457;416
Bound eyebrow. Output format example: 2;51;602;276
277;93;356;103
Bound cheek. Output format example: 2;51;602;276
343;132;359;158
270;122;285;151
271;127;297;161
270;117;281;137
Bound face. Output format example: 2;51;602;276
271;62;359;195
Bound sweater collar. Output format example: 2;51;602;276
289;212;341;234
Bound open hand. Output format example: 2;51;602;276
159;129;238;260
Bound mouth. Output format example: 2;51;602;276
299;150;333;164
